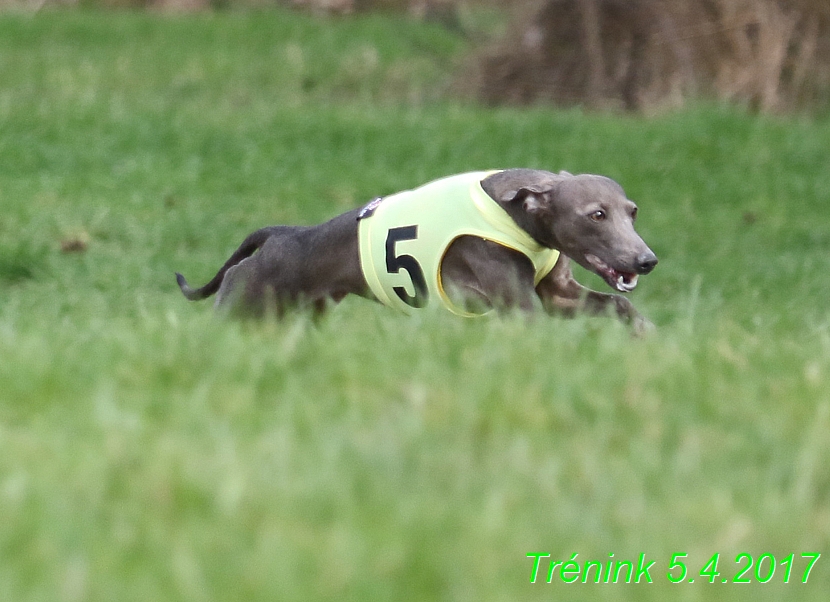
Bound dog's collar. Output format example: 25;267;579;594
357;196;383;220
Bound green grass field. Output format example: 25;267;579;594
1;8;829;601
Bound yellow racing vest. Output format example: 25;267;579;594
357;171;560;316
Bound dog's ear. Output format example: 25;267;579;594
500;184;554;215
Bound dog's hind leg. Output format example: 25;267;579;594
176;227;279;301
213;256;285;319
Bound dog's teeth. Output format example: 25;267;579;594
616;274;638;291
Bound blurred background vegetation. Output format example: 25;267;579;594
4;0;830;113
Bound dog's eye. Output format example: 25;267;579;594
631;207;638;221
590;210;606;222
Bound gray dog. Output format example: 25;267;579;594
176;169;657;330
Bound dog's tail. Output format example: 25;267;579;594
175;227;276;301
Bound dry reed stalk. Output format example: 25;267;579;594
458;0;830;113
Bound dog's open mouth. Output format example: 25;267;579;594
585;254;639;293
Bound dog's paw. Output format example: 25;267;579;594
631;315;656;338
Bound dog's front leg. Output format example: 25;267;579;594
442;238;541;314
536;255;654;334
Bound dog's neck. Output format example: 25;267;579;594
497;200;560;250
479;193;557;250
480;169;562;250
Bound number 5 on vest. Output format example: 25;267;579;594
385;226;428;308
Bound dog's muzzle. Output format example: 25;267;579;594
586;254;652;293
635;251;658;275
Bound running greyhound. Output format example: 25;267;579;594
176;169;658;331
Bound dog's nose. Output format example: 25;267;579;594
635;252;658;274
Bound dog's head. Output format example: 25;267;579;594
499;172;658;293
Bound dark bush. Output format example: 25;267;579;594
459;0;830;112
